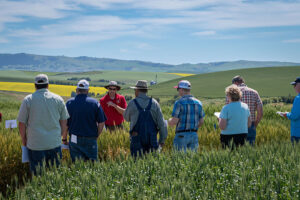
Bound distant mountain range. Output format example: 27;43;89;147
0;53;299;73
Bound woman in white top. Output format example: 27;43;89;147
219;85;251;149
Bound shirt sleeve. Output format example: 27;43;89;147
120;96;127;109
287;96;300;121
199;104;205;119
123;100;134;122
256;92;263;107
153;100;168;144
172;101;181;118
96;102;107;123
59;100;69;120
17;99;29;124
219;106;228;119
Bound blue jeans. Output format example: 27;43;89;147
173;132;199;152
291;136;300;143
247;123;256;145
28;146;62;175
69;136;98;162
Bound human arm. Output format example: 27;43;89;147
97;122;105;136
152;100;168;145
255;105;263;127
19;122;27;146
248;116;252;128
168;117;179;126
60;120;68;144
286;96;300;120
198;118;204;128
17;99;29;146
218;118;227;130
107;101;125;115
123;101;133;122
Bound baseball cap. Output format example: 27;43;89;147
35;74;49;85
290;77;300;85
174;80;191;89
77;79;89;90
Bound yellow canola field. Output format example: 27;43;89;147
168;73;195;77
0;82;107;97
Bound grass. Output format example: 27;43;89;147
0;91;295;198
8;142;300;200
149;66;300;97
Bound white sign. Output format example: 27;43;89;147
5;120;17;129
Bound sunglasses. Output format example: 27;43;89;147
108;88;117;91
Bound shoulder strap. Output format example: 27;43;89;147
146;98;152;110
133;99;143;111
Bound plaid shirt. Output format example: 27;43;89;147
226;83;262;122
172;95;205;132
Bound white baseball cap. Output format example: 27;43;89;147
77;79;89;90
35;74;49;85
174;80;191;89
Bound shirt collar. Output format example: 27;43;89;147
76;94;87;98
35;88;48;93
137;93;148;99
181;94;193;99
238;83;247;87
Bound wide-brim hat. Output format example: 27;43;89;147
130;80;151;90
104;81;121;90
35;74;49;85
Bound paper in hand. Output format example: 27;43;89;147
214;112;220;118
276;111;287;117
22;146;29;163
5;120;17;129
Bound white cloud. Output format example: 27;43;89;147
2;0;300;48
193;31;216;36
283;39;300;43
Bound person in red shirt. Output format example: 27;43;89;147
100;81;127;131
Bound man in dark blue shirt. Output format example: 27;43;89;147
63;80;106;162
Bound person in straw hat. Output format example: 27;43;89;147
100;81;127;131
124;80;167;157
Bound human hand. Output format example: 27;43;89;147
107;101;116;108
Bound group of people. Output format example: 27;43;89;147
16;74;299;173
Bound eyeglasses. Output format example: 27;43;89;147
108;88;117;91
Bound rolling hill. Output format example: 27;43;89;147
148;66;300;97
0;53;299;73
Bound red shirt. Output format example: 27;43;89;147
100;93;127;126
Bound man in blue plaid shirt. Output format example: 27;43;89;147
168;80;205;151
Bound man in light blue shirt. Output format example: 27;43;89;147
284;77;300;143
18;74;69;174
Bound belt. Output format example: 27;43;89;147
176;129;198;133
73;135;97;139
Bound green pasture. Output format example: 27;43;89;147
149;66;300;97
0;70;180;87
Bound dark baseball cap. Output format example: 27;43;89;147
290;77;300;85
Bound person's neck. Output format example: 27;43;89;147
109;93;115;99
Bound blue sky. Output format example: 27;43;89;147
0;0;300;64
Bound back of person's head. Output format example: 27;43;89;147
35;74;49;89
226;84;242;101
76;80;89;94
232;75;244;84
